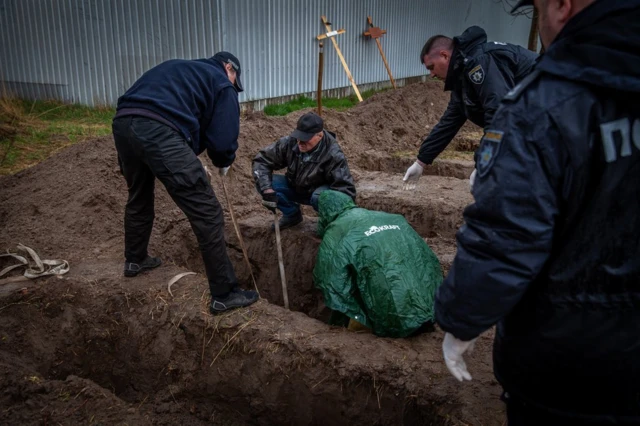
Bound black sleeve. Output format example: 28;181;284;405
204;86;240;168
417;92;467;165
467;54;514;129
327;154;356;200
434;106;565;341
252;137;290;194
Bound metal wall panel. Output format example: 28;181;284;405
0;0;222;105
223;0;532;103
0;0;531;107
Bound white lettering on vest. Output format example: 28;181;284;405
600;118;640;163
364;225;401;237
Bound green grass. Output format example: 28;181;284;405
15;99;116;123
0;87;389;174
263;88;388;116
0;99;114;175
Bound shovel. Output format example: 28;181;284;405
273;212;290;309
201;161;259;296
220;175;260;296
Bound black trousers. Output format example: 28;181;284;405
112;116;236;297
503;392;637;426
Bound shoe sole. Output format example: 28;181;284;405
123;261;162;277
209;298;258;314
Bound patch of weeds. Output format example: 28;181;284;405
0;98;114;175
391;150;415;158
263;87;390;116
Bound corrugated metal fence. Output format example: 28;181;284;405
0;0;532;107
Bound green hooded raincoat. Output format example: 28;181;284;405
313;190;443;337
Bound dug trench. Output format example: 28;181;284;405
0;171;502;425
0;81;505;425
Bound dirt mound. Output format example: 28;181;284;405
0;80;500;425
0;80;476;263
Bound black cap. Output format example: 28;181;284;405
213;51;244;92
291;112;323;141
511;0;534;14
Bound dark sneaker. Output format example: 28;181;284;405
270;213;303;231
209;289;259;313
124;256;162;277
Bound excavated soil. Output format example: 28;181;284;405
0;80;506;425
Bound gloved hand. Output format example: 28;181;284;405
469;169;477;191
219;166;231;176
262;192;278;213
442;332;477;382
402;161;424;190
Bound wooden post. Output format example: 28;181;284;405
317;42;324;116
363;16;396;89
317;16;363;102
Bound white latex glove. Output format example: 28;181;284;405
469;169;477;191
219;166;231;176
442;332;477;382
402;161;424;190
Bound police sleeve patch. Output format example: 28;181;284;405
476;130;504;178
468;64;485;85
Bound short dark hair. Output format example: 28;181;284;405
420;35;454;64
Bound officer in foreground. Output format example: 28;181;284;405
434;0;640;424
402;25;538;190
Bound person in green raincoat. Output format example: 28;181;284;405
312;190;443;338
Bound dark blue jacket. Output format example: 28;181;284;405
418;26;538;165
435;0;640;420
116;58;239;168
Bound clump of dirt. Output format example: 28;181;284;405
0;80;501;425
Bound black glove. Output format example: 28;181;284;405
262;192;277;213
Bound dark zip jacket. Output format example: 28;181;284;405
435;0;640;420
417;26;538;165
252;131;356;200
115;58;239;168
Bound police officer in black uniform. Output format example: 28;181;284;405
403;25;538;189
434;0;640;424
112;52;258;313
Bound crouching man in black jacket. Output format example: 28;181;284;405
252;112;356;230
112;51;258;314
434;0;640;424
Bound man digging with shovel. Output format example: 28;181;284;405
112;51;258;314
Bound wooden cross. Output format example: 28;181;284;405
363;16;396;89
317;42;324;116
317;16;363;102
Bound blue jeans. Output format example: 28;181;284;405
271;175;329;218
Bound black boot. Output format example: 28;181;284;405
271;212;303;231
124;256;162;277
209;288;259;313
